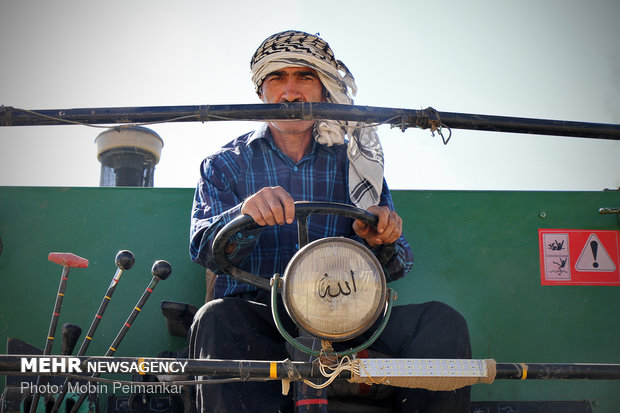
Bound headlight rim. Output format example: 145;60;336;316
281;237;387;342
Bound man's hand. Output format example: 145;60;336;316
353;205;403;248
241;186;295;226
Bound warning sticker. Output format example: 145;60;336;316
542;232;571;281
575;233;616;272
539;229;620;286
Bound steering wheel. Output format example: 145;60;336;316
212;201;380;291
212;201;395;355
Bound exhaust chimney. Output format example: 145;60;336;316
95;127;163;187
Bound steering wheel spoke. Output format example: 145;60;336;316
296;213;310;249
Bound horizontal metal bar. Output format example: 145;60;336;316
0;355;315;380
495;362;620;380
3;355;620;381
1;103;618;140
437;111;620;140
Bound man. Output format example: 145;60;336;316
189;30;471;412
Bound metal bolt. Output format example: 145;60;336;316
539;211;547;219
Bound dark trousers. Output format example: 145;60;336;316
189;290;471;413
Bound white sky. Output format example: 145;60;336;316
0;0;618;190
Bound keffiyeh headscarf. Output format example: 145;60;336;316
250;30;384;209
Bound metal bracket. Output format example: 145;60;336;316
599;207;620;225
0;106;13;126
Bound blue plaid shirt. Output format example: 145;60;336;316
190;123;413;298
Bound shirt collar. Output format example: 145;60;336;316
246;123;337;156
246;123;271;145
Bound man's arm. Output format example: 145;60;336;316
353;181;414;283
189;158;261;272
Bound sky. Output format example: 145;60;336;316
0;0;618;191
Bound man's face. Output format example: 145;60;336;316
259;66;326;137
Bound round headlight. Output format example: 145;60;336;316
282;237;387;341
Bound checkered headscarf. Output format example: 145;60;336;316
250;30;384;209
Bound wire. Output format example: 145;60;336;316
13;107;450;144
13;108;404;132
433;123;453;145
301;354;356;390
12;108;204;129
13;108;113;129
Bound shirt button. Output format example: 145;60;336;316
293;166;298;172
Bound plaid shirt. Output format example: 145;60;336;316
190;123;413;298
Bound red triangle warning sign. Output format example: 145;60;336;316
575;233;617;272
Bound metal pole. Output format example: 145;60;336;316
3;355;620;382
69;260;171;412
29;253;88;413
1;103;619;140
495;362;620;381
